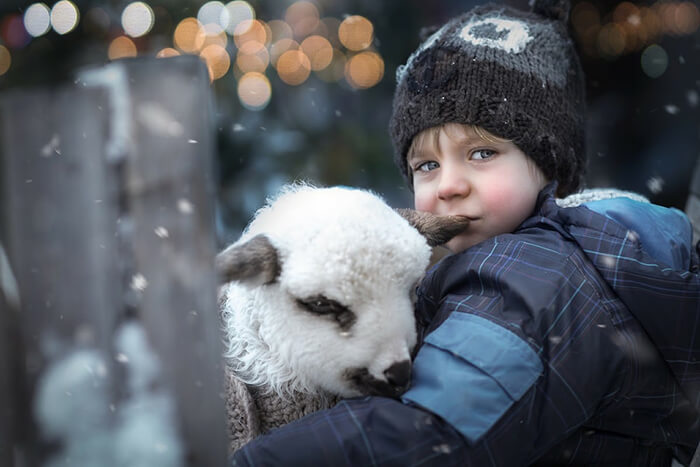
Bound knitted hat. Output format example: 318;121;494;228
389;0;586;196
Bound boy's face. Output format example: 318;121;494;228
408;124;548;253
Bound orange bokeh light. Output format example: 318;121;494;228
108;35;138;60
156;47;180;58
338;15;373;51
276;49;311;85
200;43;231;80
300;35;333;71
285;1;319;38
345;50;383;89
236;40;269;73
234;19;269;47
174;17;206;53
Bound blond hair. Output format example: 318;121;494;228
408;123;511;162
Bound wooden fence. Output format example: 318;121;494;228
0;56;228;466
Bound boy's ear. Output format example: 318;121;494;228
396;209;470;247
215;234;282;286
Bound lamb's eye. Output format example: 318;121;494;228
296;295;356;331
297;295;344;314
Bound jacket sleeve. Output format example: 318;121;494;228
231;396;472;467
401;235;632;465
233;236;632;466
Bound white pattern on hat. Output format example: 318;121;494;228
459;17;532;53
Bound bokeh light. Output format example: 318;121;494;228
300;35;333;71
200;43;230;80
571;1;600;35
338;15;373;51
236;40;269;73
597;23;626;58
640;43;668;78
285;1;320;38
276;49;310;85
198;1;228;30
108;36;137;60
121;2;154;38
269;38;299;66
268;19;293;42
345;51;383;89
0;45;11;76
174;17;206;53
674;2;700;34
237;72;271;110
1;14;31;49
51;0;79;35
223;0;255;35
156;47;180;58
233;19;269;47
613;2;639;24
201;24;228;49
24;3;51;38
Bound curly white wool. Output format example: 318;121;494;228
219;184;432;398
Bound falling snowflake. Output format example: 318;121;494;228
177;198;194;214
688;90;699;108
41;134;61;157
647;176;664;194
154;226;169;238
432;444;451;454
664;104;680;115
233;123;245;132
130;273;148;291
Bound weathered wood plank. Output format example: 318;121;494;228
0;56;227;466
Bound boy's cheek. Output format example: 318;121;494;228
413;189;435;212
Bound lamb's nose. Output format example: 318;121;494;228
384;360;411;389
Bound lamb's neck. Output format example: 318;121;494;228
251;385;340;434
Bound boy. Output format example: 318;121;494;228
233;1;700;465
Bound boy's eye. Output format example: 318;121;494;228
470;149;496;160
415;161;439;172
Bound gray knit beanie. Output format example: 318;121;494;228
389;0;586;196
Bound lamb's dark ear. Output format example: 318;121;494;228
215;234;281;286
396;209;470;247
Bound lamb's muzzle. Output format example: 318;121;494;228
345;359;412;398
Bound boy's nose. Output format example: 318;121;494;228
437;170;470;200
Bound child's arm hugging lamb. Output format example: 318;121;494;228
216;184;469;453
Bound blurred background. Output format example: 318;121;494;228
0;0;698;245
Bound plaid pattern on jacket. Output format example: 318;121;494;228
232;184;700;466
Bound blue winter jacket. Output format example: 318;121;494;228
232;183;700;466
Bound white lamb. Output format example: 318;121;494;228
216;184;468;452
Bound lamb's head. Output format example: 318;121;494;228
217;186;468;398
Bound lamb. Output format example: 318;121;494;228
215;184;469;452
